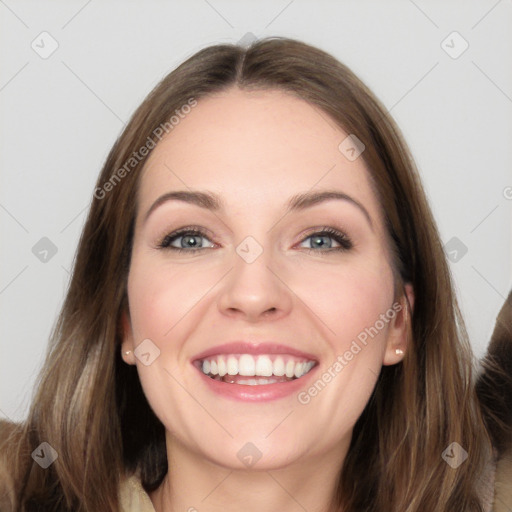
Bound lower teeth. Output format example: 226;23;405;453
211;375;295;386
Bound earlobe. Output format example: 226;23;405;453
120;309;136;365
382;283;414;366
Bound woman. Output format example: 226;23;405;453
0;37;509;511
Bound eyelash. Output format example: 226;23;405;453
156;225;354;255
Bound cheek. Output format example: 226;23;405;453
125;257;202;434
296;256;395;348
126;255;205;342
295;262;395;426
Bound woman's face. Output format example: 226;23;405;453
122;87;409;471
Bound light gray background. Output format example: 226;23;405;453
1;0;511;423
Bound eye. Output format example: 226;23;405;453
298;227;353;253
157;227;215;252
157;226;353;254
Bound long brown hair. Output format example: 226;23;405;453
0;37;493;511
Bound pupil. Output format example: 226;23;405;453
184;235;199;248
313;235;330;248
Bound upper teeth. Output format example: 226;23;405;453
201;354;315;379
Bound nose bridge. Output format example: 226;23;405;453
217;231;292;320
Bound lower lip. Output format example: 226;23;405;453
194;365;318;402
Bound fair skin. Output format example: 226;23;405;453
121;87;414;512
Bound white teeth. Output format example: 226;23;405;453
299;362;314;377
199;354;315;380
255;355;273;377
285;360;295;378
273;356;285;376
239;354;256;376
237;378;278;385
217;356;227;376
227;356;238;375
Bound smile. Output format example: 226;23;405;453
198;354;316;385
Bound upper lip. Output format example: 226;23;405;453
192;341;318;363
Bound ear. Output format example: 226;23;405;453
382;282;414;366
120;308;136;365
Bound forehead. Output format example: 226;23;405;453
137;88;379;220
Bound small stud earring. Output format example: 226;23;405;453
124;350;132;356
395;348;404;356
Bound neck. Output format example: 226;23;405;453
149;434;349;512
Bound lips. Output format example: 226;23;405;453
191;341;318;394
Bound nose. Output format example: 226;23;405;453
217;243;293;323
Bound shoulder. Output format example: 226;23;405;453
493;448;512;512
462;445;511;512
119;473;156;512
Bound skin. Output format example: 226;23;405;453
121;87;414;512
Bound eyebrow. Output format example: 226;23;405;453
143;189;373;229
